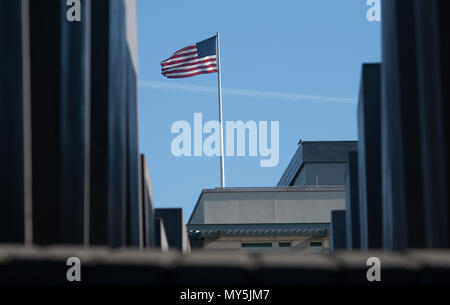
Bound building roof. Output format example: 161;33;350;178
188;186;346;225
277;141;357;186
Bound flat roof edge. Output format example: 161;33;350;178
202;186;346;193
187;186;345;224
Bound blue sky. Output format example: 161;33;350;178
137;0;381;220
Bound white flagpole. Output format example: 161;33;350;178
216;32;226;188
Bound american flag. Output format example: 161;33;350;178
161;35;218;79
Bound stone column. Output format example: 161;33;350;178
330;210;347;251
141;155;155;248
413;0;450;248
59;0;92;245
90;0;128;247
357;63;382;249
29;0;91;245
125;0;141;247
155;208;190;254
0;0;32;245
381;0;427;250
345;151;360;249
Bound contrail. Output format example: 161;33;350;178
139;80;356;104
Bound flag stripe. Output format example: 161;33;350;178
163;63;217;75
163;64;217;75
162;53;198;64
164;70;218;79
162;55;216;70
163;66;218;77
169;51;198;59
162;58;217;73
174;45;196;54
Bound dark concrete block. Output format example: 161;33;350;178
171;252;255;285
59;0;91;245
2;246;450;284
357;63;383;249
0;0;32;244
105;0;127;248
28;0;91;245
1;0;140;248
381;0;427;250
256;254;338;285
155;208;190;253
90;0;128;247
29;0;63;245
413;0;450;248
345;151;360;249
410;250;450;284
141;155;155;248
126;52;141;247
154;218;169;251
330;210;347;251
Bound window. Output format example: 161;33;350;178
241;243;273;248
309;241;323;254
279;242;291;248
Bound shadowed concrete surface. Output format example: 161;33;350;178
357;64;382;250
0;0;32;245
381;0;427;251
346;151;360;250
330;211;347;252
412;0;450;248
1;247;450;285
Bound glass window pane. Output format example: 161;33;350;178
241;243;273;248
310;242;322;247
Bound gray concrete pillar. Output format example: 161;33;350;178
345;151;360;250
29;0;62;245
125;7;141;246
0;0;32;244
154;218;169;251
413;0;450;248
155;209;190;254
357;63;382;249
29;0;90;245
330;210;347;251
90;0;128;247
141;155;155;248
381;0;427;250
59;0;91;245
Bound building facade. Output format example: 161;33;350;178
188;187;346;254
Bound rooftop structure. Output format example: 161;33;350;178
278;141;357;187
